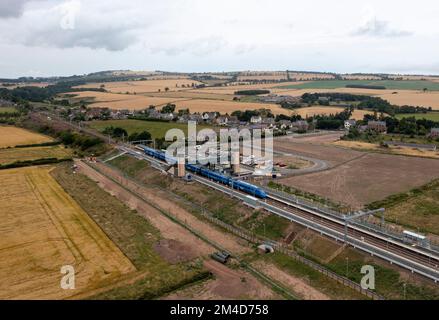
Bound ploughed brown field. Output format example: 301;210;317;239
273;136;439;209
0;167;135;299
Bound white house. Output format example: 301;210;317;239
344;119;356;130
250;116;262;124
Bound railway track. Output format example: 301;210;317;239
266;194;439;266
120;145;439;283
265;194;439;278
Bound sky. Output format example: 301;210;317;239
0;0;439;78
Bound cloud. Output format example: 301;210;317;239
352;18;412;38
1;0;146;51
0;0;35;18
149;36;228;57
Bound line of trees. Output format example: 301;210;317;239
103;126;152;142
234;89;270;95
301;92;432;115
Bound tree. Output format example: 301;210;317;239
161;103;176;114
103;126;128;138
129;130;152;142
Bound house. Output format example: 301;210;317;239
259;94;300;104
249;124;269;131
430;128;439;138
344;119;356;130
261;117;275;126
367;121;387;133
227;116;240;126
292;120;309;132
202;112;218;122
177;114;190;123
277;120;292;129
85;107;110;121
188;113;203;123
160;113;175;121
110;110;128;120
250;116;262;124
146;108;161;119
216;115;239;126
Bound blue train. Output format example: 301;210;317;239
142;146;267;199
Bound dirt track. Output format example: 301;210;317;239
76;160;282;300
88;161;252;255
273;133;439;208
164;260;281;300
76;160;214;257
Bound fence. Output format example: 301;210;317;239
95;159;383;300
263;185;439;254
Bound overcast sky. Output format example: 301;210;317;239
1;0;438;78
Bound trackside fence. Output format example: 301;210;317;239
94;158;384;300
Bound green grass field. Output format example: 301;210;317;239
0;107;18;114
276;80;439;91
89;119;211;139
395;113;439;121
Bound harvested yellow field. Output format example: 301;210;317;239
0;167;135;299
291;106;373;120
333;140;439;159
191;82;305;95
68;91;187;110
351;109;375;120
333;140;380;150
76;79;204;94
287;73;335;81
236;71;335;81
173;99;291;115
0;82;49;89
145;91;234;101
0;145;72;165
237;72;288;81
0;126;53;148
377;91;439;110
269;88;399;96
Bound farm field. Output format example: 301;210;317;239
379;91;439;109
395;112;439;121
277;148;439;209
291;106;373;120
275;135;364;166
275;80;439;91
371;180;439;235
0;82;50;89
67;91;188;110
88;119;211;138
173;99;290;115
75;79;204;94
0;167;136;299
0;126;53;148
0;145;72;165
190;81;305;95
333;140;439;159
144;91;234;101
0;107;18;113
